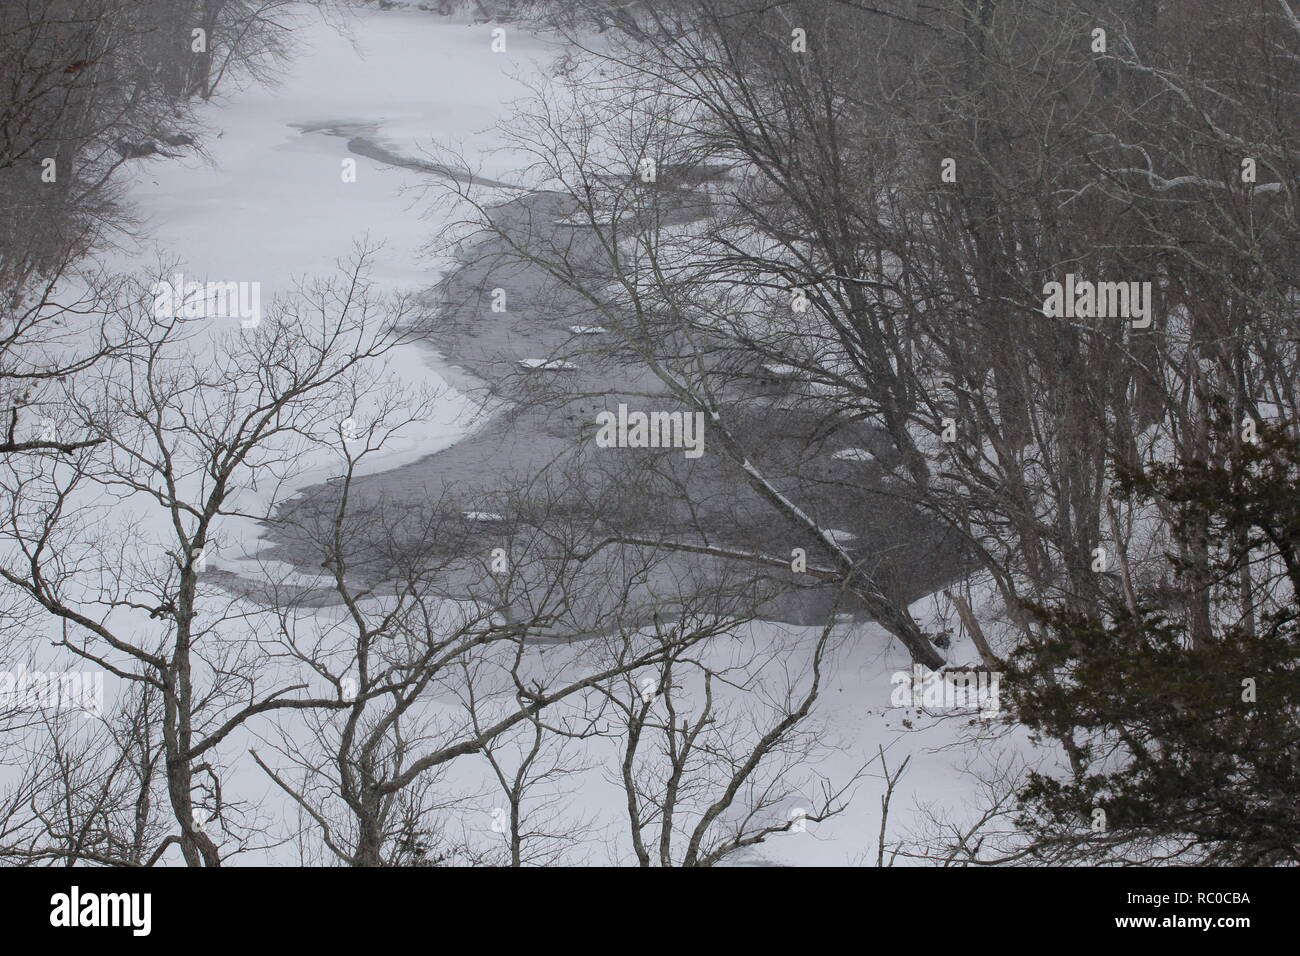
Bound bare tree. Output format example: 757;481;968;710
0;249;429;865
599;613;865;866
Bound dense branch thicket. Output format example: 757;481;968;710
433;0;1300;862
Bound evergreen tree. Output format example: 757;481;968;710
1008;403;1300;865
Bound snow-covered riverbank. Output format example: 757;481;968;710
102;5;555;584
